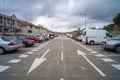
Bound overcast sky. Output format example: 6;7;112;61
0;0;120;32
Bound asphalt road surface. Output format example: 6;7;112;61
0;36;120;80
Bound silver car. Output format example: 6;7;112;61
0;36;23;54
101;35;120;53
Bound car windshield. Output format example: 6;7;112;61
112;35;120;40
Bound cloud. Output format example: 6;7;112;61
0;0;120;32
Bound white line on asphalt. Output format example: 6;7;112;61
61;46;63;49
61;52;64;61
101;58;115;62
112;64;120;70
77;50;106;77
80;66;87;70
77;50;86;55
95;54;106;57
60;78;64;80
25;52;34;54
0;65;10;72
91;51;98;54
41;49;50;58
8;59;21;63
19;54;28;58
31;49;38;52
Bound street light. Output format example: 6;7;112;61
80;11;87;29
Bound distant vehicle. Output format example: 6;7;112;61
19;36;35;47
49;34;55;39
0;36;23;55
77;35;83;42
101;34;120;53
82;29;111;45
72;35;78;40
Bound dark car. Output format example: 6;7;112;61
19;36;35;47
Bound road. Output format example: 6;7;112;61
0;36;120;80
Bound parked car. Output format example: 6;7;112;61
19;36;35;47
24;35;43;43
77;35;83;42
101;35;120;53
72;35;78;40
49;34;55;39
0;36;23;55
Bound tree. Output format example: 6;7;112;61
113;13;120;29
77;27;81;35
103;24;114;32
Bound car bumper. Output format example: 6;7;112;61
101;43;114;49
5;44;23;51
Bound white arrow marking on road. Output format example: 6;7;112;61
27;49;50;75
77;50;86;55
77;50;106;77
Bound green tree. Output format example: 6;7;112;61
113;13;120;29
103;24;114;32
77;27;81;35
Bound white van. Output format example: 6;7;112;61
82;29;111;45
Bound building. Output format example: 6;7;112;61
0;13;21;35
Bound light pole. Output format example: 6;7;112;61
80;11;87;29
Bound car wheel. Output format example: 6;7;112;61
90;41;94;45
115;46;120;53
0;47;5;55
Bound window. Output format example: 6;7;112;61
27;30;32;33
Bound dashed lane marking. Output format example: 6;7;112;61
101;58;115;62
112;64;120;70
31;49;38;52
60;78;64;80
0;65;10;72
91;51;98;54
95;54;106;57
25;52;34;54
8;59;21;63
19;54;28;58
61;52;64;61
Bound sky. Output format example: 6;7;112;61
0;0;120;32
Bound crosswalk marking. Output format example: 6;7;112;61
101;58;115;62
8;59;21;63
19;54;28;58
112;64;120;70
0;65;10;72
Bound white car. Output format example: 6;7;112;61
0;36;23;55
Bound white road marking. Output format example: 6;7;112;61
101;58;115;62
26;52;34;54
91;51;98;54
41;49;50;58
61;52;64;61
60;78;64;80
112;64;120;70
19;54;28;58
0;65;10;72
77;50;86;55
8;59;21;63
80;66;87;70
95;54;106;57
61;46;63;49
31;49;38;52
27;49;50;75
77;50;106;77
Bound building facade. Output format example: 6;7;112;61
0;13;21;35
